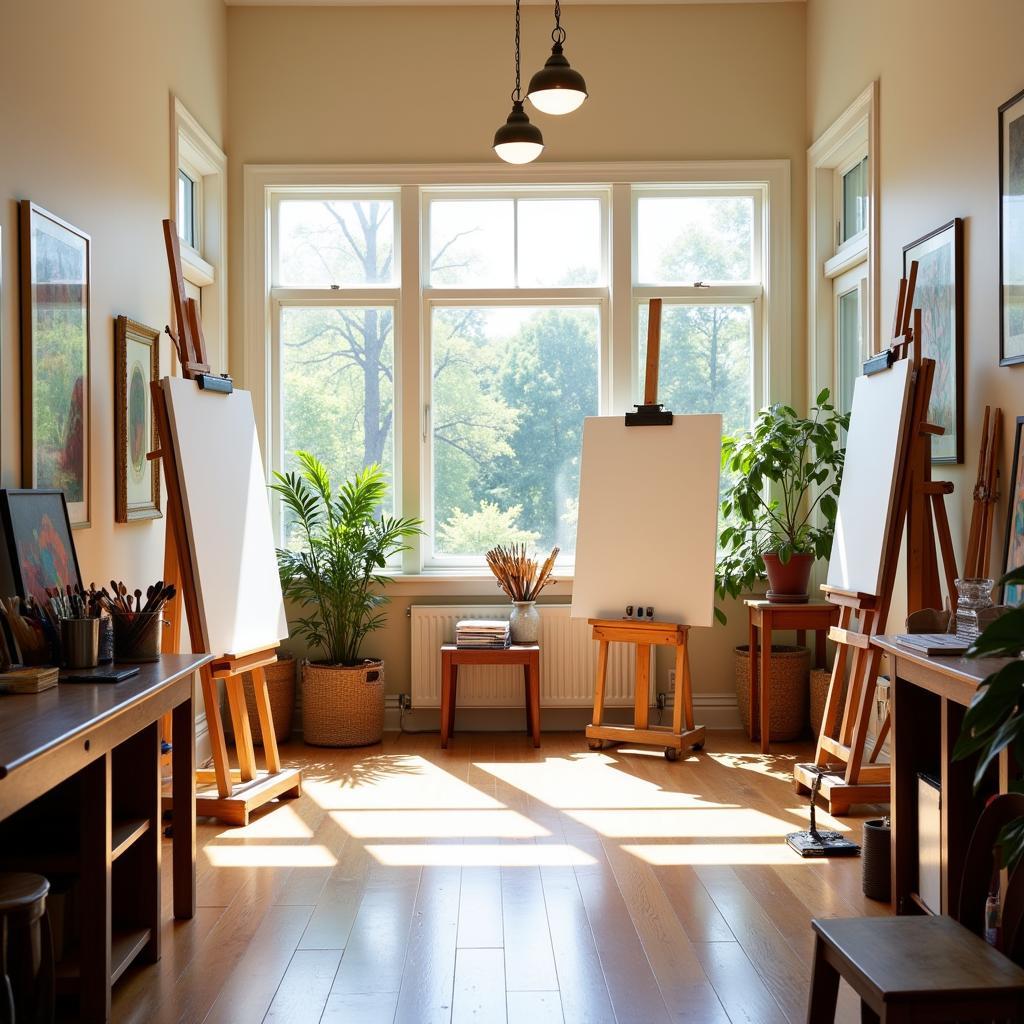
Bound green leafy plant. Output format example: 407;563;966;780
271;455;422;666
714;389;849;623
953;567;1024;870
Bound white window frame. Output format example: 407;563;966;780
244;161;791;582
171;95;227;373
808;81;879;409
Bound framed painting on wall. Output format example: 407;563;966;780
1003;416;1024;606
114;316;161;522
1000;88;1024;366
903;218;964;464
19;201;91;527
0;489;83;606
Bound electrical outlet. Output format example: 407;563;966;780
398;693;412;710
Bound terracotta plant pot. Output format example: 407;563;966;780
763;551;815;603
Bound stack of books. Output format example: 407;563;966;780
455;619;510;649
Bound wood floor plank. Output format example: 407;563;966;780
263;948;342;1023
297;833;370;950
458;865;503;948
694;941;788;1024
452;947;507;1024
501;863;558;991
320;990;400;1024
394;865;462;1024
507;990;565;1024
652;863;734;944
203;904;314;1024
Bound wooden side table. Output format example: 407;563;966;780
440;644;541;749
745;599;839;754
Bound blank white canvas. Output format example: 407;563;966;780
571;415;722;627
162;377;288;657
826;358;913;596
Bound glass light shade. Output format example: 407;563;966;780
527;46;588;115
493;101;544;164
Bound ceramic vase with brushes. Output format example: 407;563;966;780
485;544;559;644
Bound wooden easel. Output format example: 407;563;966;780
585;299;706;761
153;219;301;826
964;405;1002;579
794;265;958;814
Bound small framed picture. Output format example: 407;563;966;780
999;88;1024;366
1003;416;1024;606
114;316;161;522
19;202;91;527
0;489;83;606
903;218;964;464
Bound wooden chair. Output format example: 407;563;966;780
806;794;1024;1023
0;873;54;1024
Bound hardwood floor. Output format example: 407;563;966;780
113;731;889;1024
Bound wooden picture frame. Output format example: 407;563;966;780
999;87;1024;366
114;316;161;522
0;489;83;606
1002;416;1024;606
903;218;964;463
19;201;92;528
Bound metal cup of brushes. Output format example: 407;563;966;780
99;580;177;663
485;544;559;643
42;587;104;668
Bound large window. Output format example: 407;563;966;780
254;165;787;574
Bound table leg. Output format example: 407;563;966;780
528;655;541;748
748;614;758;742
805;935;840;1024
79;753;111;1024
448;666;458;742
440;651;452;749
815;628;827;669
760;613;772;755
796;628;807;651
173;684;196;920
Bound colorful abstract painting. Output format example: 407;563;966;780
1004;417;1024;606
0;490;82;606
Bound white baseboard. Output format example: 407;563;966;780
379;692;741;734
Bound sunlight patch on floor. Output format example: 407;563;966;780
212;803;315;841
622;841;813;866
203;843;338;867
706;750;800;783
365;842;596;867
565;806;803;838
330;808;551;839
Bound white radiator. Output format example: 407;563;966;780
410;604;646;709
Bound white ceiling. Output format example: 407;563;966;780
225;0;803;6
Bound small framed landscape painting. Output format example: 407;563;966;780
1003;416;1024;607
19;201;91;527
0;489;83;606
114;316;161;522
1000;88;1024;366
903;218;964;464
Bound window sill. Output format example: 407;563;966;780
382;572;574;598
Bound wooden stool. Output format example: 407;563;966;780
745;599;839;754
0;873;54;1024
440;644;541;749
806;916;1024;1023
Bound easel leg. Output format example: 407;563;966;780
591;640;609;729
200;664;233;798
224;675;257;782
251;666;282;774
634;644;651;731
846;648;884;784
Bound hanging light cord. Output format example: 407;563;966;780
551;0;566;45
511;0;523;102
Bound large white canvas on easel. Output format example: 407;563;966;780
161;376;288;657
826;358;913;596
571;415;722;627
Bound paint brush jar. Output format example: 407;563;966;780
61;618;100;670
113;612;166;663
954;578;996;642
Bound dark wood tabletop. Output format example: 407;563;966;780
872;634;1010;694
0;653;211;779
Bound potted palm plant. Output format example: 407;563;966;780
716;388;848;612
272;455;421;747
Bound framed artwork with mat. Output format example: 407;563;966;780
999;87;1024;366
0;489;83;605
114;316;161;522
902;218;963;463
19;202;92;528
1003;416;1024;606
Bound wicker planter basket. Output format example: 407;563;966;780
302;659;384;747
224;656;296;747
734;644;810;742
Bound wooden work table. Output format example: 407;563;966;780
872;636;1012;917
0;652;211;1022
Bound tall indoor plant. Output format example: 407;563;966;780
272;454;422;746
715;389;848;617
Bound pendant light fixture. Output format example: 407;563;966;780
527;0;588;116
493;0;544;165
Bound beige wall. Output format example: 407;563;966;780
807;0;1024;603
0;0;227;589
227;2;806;700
